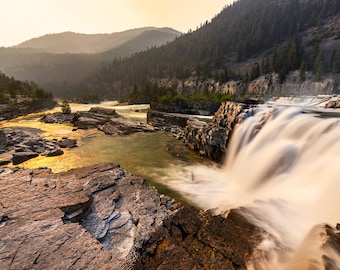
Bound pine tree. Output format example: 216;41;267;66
314;51;325;81
299;59;308;81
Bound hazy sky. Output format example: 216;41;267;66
0;0;235;47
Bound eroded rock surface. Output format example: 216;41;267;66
0;163;179;269
133;206;265;270
183;102;257;162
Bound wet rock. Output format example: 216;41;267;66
133;206;265;270
0;128;72;165
43;147;63;157
183;102;256;162
58;138;77;148
147;110;192;129
99;117;155;136
40;112;74;123
88;107;120;116
12;151;39;165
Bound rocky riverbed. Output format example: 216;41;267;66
0;127;77;165
41;106;156;134
0;163;269;270
2;101;340;269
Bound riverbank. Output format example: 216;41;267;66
2;100;340;269
0;163;266;270
0;98;56;121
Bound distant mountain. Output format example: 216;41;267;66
75;0;339;101
0;27;181;99
15;27;181;54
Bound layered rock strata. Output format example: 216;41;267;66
0;163;179;269
147;110;192;130
183;102;257;162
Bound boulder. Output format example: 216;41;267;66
40;112;74;124
88;107;120;116
99;117;155;136
12;151;39;165
147;110;192;129
75;116;103;129
58;138;77;148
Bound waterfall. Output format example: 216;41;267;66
166;105;340;269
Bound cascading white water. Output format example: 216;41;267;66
165;105;340;269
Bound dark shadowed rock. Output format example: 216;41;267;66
40;112;75;123
133;206;265;270
147;110;192;129
0;127;74;165
88;107;120;116
12;151;39;164
183;102;258;162
99;117;155;135
57;138;77;148
150;100;220;116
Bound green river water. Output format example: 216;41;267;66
0;102;214;199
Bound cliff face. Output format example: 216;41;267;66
247;72;339;97
155;72;340;98
183;102;257;163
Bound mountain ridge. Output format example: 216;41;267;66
15;27;181;54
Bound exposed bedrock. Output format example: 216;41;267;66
183;101;258;162
0;163;179;269
0;163;267;270
2;163;340;269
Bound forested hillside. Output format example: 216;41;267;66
74;0;340;102
15;27;180;54
0;72;52;103
0;27;181;101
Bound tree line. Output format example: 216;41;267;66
0;72;53;103
66;0;339;102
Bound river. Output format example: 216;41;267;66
0;101;214;199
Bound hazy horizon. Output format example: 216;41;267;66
0;0;234;47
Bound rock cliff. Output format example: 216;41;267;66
154;72;340;97
183;102;257;162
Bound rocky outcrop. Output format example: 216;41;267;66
147;110;193;130
150;100;220;116
72;107;121;129
133;206;265;270
0;163;179;269
0;127;77;165
325;97;340;108
183;102;257;162
0;163;277;269
0;99;56;121
99;117;155;135
154;72;339;98
41;106;156;135
40;112;74;124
